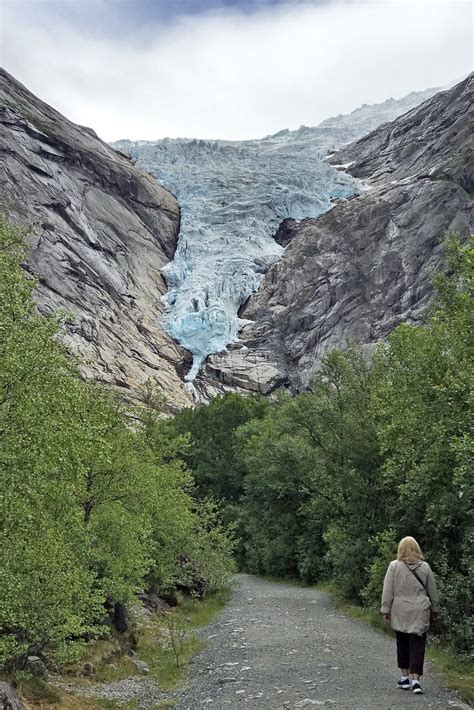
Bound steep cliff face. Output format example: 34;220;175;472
196;75;473;397
0;69;191;410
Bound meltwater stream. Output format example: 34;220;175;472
113;88;437;381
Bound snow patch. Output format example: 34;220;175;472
331;161;355;170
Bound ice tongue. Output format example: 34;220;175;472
116;135;359;380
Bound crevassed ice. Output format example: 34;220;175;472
115;137;357;380
113;88;437;381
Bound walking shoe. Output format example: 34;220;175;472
412;682;424;694
397;678;411;690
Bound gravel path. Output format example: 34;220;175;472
172;574;469;710
65;574;470;709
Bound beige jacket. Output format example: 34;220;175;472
381;559;440;635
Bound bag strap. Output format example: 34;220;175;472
403;561;432;604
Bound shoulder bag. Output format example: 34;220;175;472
403;561;440;632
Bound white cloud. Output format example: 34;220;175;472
1;0;472;141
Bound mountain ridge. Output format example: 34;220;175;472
114;84;442;389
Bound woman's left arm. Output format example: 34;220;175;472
426;563;441;612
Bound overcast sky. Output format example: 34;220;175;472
1;0;472;141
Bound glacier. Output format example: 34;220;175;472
113;87;438;381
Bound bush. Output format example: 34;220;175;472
362;529;398;609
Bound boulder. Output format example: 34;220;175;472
82;662;94;676
156;587;179;608
0;683;26;710
24;655;48;679
112;602;128;633
132;659;150;674
138;592;171;614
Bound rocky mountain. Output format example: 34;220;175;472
2;69;470;407
195;74;473;398
0;69;192;410
114;86;439;390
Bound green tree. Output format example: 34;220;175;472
237;347;383;591
372;237;473;650
0;219;104;666
0;219;236;669
172;392;269;504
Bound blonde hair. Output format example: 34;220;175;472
397;536;424;562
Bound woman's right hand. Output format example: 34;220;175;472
382;613;391;623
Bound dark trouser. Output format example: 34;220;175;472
396;631;427;676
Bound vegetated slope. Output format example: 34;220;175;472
195;74;473;397
114;86;438;386
0;69;191;410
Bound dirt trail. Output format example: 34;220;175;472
172;574;469;709
70;574;470;709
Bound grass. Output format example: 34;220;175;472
63;589;231;693
317;582;474;705
136;618;202;690
136;587;231;689
177;586;231;628
67;634;139;684
84;588;231;692
8;672;63;705
426;646;474;705
2;587;231;708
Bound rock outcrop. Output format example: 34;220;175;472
0;69;191;410
0;682;26;710
195;75;473;397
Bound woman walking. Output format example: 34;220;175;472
381;536;440;695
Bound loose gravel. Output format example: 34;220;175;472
63;574;471;709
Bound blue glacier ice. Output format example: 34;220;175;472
113;88;437;380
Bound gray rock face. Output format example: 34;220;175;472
24;655;49;679
0;69;192;410
132;659;150;675
196;75;473;396
0;682;26;710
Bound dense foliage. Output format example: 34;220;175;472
171;391;269;565
172;237;473;652
0;219;235;669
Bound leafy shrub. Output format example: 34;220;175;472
362;529;398;609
